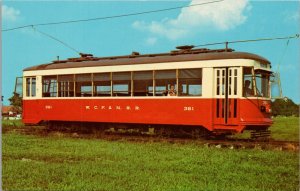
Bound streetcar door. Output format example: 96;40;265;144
213;67;239;128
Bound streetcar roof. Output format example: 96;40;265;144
23;48;271;71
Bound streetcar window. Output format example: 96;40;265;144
234;69;238;95
26;78;30;97
31;78;36;97
227;68;238;96
133;71;153;96
155;70;176;96
243;67;270;98
243;67;255;97
42;76;57;97
178;69;202;96
25;77;36;97
75;74;92;97
93;73;111;96
255;70;270;98
216;70;221;95
112;72;131;96
58;75;74;97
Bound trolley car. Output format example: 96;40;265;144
21;46;273;136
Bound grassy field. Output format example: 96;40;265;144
2;117;299;190
2;119;24;127
270;116;299;141
2;116;299;141
230;116;299;141
2;132;299;191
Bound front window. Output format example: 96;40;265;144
255;70;270;98
243;67;270;98
243;67;255;97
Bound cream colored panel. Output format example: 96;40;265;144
36;75;42;98
237;67;243;97
202;68;214;98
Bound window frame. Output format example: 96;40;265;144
25;77;37;97
178;68;203;97
58;74;75;97
39;67;205;98
42;75;58;97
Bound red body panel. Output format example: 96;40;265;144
239;99;272;126
23;98;272;133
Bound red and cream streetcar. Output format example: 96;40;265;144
22;46;273;137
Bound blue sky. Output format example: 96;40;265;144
2;0;299;105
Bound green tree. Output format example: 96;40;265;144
8;92;22;114
271;98;299;117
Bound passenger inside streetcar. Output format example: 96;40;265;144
168;85;177;96
244;80;254;96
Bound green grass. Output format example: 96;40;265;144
3;116;299;141
270;116;299;141
2;119;24;128
229;116;299;141
2;132;299;191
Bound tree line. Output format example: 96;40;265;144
271;98;299;117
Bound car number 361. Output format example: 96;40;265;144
183;106;194;111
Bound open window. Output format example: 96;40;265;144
178;69;202;96
75;74;92;97
42;76;57;97
155;70;176;96
93;73;111;97
112;72;131;96
133;71;153;96
58;75;74;97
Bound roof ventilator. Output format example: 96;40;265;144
51;45;234;64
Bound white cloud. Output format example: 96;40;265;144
145;37;158;45
133;0;250;40
284;11;300;22
2;5;20;22
133;20;188;40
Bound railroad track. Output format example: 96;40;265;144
3;125;299;152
